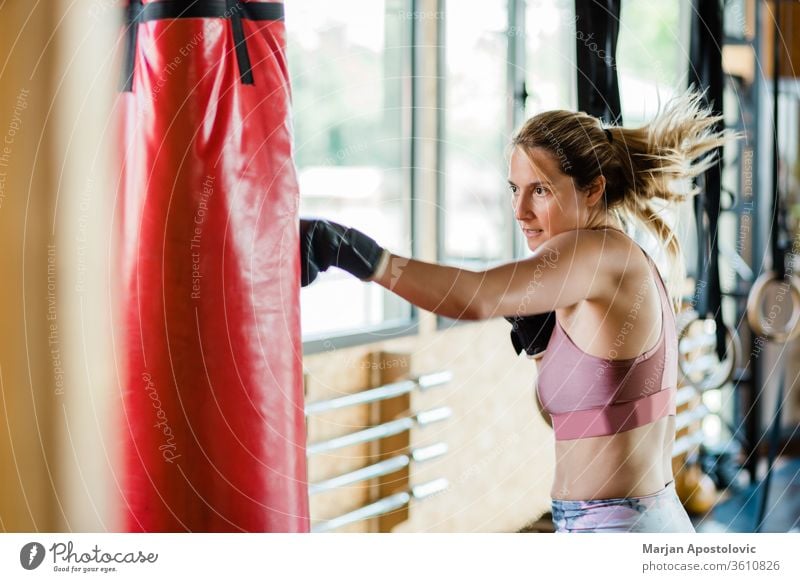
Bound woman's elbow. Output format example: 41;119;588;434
461;297;490;321
443;285;488;320
440;304;484;321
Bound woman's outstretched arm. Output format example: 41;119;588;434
370;229;620;320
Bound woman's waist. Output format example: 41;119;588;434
551;463;672;502
551;478;676;506
551;422;672;499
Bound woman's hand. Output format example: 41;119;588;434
299;218;388;286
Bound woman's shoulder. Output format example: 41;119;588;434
570;227;651;275
565;228;658;312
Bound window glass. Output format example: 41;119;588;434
616;0;688;266
517;0;578;258
525;0;577;116
442;0;510;265
287;0;413;339
616;0;683;124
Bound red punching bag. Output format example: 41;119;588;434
113;0;309;532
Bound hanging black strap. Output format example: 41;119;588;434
121;0;144;92
227;0;253;85
688;0;727;361
120;0;285;92
574;0;623;124
770;3;787;280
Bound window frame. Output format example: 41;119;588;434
436;0;532;330
300;0;420;355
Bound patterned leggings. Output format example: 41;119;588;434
551;480;696;533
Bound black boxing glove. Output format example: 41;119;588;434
299;218;387;286
504;312;556;357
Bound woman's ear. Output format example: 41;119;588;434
585;175;606;208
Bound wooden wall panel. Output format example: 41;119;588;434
303;322;554;533
305;349;375;532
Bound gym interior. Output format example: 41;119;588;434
0;0;799;535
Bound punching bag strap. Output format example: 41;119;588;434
227;0;253;85
120;1;285;92
227;0;254;85
121;0;144;92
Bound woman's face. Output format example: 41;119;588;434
508;146;590;251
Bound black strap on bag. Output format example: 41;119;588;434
574;0;623;124
688;0;728;361
120;0;284;92
228;0;253;85
121;0;144;92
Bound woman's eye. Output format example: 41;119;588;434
533;186;547;196
509;185;518;195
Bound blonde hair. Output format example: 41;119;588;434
511;89;731;308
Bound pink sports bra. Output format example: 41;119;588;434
536;240;678;441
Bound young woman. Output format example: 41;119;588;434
300;91;728;533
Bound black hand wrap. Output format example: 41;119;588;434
504;312;556;357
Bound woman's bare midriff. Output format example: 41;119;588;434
550;414;676;500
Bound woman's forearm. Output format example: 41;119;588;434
369;252;485;320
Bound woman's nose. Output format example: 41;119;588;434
512;195;532;220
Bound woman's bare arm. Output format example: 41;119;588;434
370;254;486;320
371;229;621;320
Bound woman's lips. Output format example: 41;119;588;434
523;228;543;238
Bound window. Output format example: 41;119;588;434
440;0;578;269
441;0;511;266
615;0;690;267
287;0;415;346
616;0;685;124
519;0;577;258
524;0;577;116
